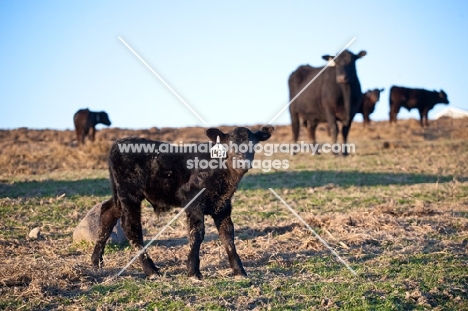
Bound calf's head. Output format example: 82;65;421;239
438;90;449;104
322;50;366;84
206;126;274;172
97;111;112;126
365;88;384;105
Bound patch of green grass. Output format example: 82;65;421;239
0;195;108;239
104;241;131;254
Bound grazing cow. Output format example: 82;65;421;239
289;50;366;155
389;86;449;127
73;108;111;145
359;88;384;126
91;126;274;279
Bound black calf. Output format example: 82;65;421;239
91;126;274;279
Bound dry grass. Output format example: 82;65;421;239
1;117;467;177
0;118;467;310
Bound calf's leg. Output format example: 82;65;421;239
363;112;370;126
390;104;400;124
89;126;96;142
418;109;425;127
186;207;205;279
213;210;247;277
120;200;160;277
75;128;82;145
91;198;120;268
423;109;430;127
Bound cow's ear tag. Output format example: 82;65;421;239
210;136;227;159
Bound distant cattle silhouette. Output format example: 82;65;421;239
359;88;384;126
73;108;111;145
289;50;366;155
389;86;449;127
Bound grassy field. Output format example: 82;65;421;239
0;119;467;310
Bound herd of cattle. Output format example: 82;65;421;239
74;49;449;148
288;50;449;154
71;49;450;278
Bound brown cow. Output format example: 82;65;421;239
359;88;384;126
389;86;449;127
73;108;111;145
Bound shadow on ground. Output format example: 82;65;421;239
1;169;464;198
239;170;463;190
0;178;111;198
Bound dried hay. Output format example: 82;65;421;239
1;118;468;177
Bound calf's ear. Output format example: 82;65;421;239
255;126;274;141
357;50;367;59
322;55;334;61
206;128;228;142
380;88;385;92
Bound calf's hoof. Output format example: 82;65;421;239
91;256;103;269
234;274;249;280
188;271;203;280
143;266;160;278
141;256;160;277
232;265;247;278
147;273;160;280
189;275;203;283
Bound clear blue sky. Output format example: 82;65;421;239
1;1;467;130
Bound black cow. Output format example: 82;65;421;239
389;86;449;127
91;126;274;279
73;108;111;145
289;50;366;155
359;88;384;126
